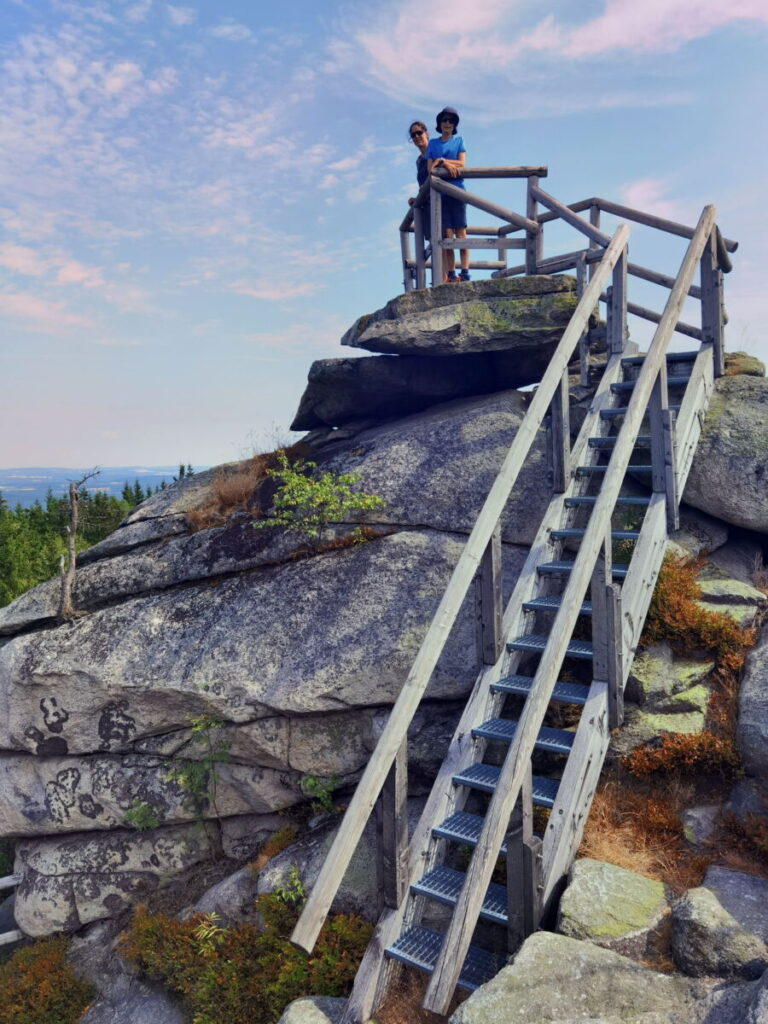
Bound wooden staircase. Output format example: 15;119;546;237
290;191;734;1020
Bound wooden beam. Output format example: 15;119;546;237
610;249;628;354
376;741;409;912
700;231;725;376
548;370;570;493
437;237;526;249
476;524;503;665
674;347;714;492
413;207;427;290
421;207;715;1015
526;175;541;274
616;298;703;340
594;198;738;253
530;185;611;247
506;764;541;951
628;260;702;299
576;253;589;387
430;176;539;234
0;875;20;891
290;223;630;958
433;166;548;179
430;181;443;287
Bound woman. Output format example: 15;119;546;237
426;106;469;282
407;120;431;248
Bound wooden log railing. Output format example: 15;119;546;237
0;874;22;947
422;205;718;1014
291;223;631;956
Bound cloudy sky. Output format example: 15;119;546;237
1;0;766;467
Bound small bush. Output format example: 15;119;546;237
122;893;372;1024
249;826;299;873
0;936;94;1024
622;731;740;778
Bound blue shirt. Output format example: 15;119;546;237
426;135;466;189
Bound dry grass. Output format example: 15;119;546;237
374;968;465;1024
247;825;299;874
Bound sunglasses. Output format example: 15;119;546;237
410;129;426;138
440;117;456;125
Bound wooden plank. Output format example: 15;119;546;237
430;176;539;234
0;930;23;947
430;181;443;287
400;230;413;293
413;206;427;290
536;197;596;227
621;299;703;340
376;740;409;912
534;247;604;275
0;875;20;891
617;494;667;673
422;207;716;1015
407;259;507;271
476;524;503;665
715;226;734;270
648;366;669;494
576;253;589;387
290;224;631;958
452;166;549;179
628;260;702;299
526;175;540;274
700;232;725;376
530;185;611;247
610;248;627;354
548;371;570;493
662;408;680;532
541;681;610;908
437;237;526;249
594;198;738;253
506;764;540;951
674;348;714;491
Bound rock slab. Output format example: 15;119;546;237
671;886;768;978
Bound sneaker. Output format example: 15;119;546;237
445;271;458;283
459;269;471;282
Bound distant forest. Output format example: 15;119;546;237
0;466;193;607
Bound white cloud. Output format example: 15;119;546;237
619;179;687;222
229;280;320;300
56;259;105;287
124;0;152;23
167;4;196;26
0;243;48;276
0;289;94;329
209;22;252;41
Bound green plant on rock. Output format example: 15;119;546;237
124;800;161;831
272;865;307;910
253;449;385;544
165;715;231;821
300;773;338;815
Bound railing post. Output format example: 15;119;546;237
475;523;503;665
375;739;409;913
588;204;601;280
413;206;427;290
648;368;679;531
700;230;725;377
576;252;590;386
505;762;542;952
548;370;571;493
525;175;542;274
430;179;443;287
610;247;628;354
400;229;413;293
591;531;623;729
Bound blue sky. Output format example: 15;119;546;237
1;0;766;467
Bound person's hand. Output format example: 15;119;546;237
447;163;460;178
408;197;416;206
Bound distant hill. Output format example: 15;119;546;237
0;467;206;507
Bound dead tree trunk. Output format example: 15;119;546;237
58;470;98;619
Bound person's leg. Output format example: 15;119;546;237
456;227;469;273
444;228;456;280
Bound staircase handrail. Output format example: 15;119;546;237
289;222;631;954
422;204;717;1012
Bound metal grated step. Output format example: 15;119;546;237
589;435;651;449
472;718;575;755
550;528;640;541
385;925;505;990
576;464;652;475
601;404;680;419
538;560;628;580
433;810;508;853
611;376;689;393
622;350;699;367
507;633;593;659
453;763;560;807
523;595;592;616
492;673;590;706
564;495;650;508
412;865;508;925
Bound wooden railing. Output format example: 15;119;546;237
290;221;631;955
0;874;22;947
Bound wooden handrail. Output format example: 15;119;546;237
430;177;539;234
530;185;611;246
290;224;630;955
422;206;716;1013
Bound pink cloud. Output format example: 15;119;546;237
0;290;94;329
56;260;105;288
229;280;319;300
619;179;689;222
0;243;47;276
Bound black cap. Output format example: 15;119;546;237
436;106;460;127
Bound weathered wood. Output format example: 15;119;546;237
526;175;541;273
405;225;511;236
615;298;703;340
536;197;595;227
715;226;734;271
506;764;541;951
376;741;409;912
593;552;624;730
430;176;539;234
476;524;503;665
430;180;443;287
406;259;507;271
530;185;611;247
628;260;702;299
700;231;725;376
576;253;589;387
435;166;548;179
0;930;23;947
422;209;715;1015
290;224;630;958
400;229;413;292
662;408;679;532
0;875;20;891
674;347;715;491
548;371;570;493
610;248;628;354
594;198;738;253
616;494;667;672
533;247;604;276
648;365;669;494
413;207;427;290
437;237;526;249
541;681;610;909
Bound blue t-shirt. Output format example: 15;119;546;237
426;135;466;189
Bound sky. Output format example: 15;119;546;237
1;0;767;468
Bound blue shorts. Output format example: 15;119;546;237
441;193;467;231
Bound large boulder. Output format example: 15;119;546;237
738;623;768;779
671;886;768;979
703;866;768;944
341;276;581;357
448;931;753;1024
277;998;346;1024
684;375;768;532
556;858;668;958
